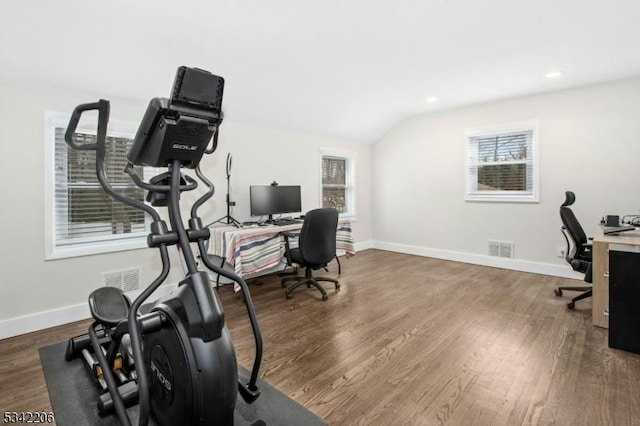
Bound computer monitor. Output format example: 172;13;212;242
250;185;302;221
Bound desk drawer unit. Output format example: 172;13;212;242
609;250;640;354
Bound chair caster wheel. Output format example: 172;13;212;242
335;283;340;290
281;282;287;288
322;294;328;301
554;288;562;297
285;293;292;299
567;302;575;309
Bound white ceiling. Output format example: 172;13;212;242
1;0;640;143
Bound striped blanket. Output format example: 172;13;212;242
209;220;355;278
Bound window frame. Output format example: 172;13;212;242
44;111;153;260
320;148;357;219
465;120;539;203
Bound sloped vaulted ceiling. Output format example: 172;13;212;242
1;0;640;142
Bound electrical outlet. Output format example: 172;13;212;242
557;246;566;258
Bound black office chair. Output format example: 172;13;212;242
555;191;593;309
281;208;340;301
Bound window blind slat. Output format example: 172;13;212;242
321;153;354;215
466;125;537;200
54;127;149;245
322;156;347;186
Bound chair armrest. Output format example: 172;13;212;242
584;263;593;283
570;258;591;274
281;231;297;239
280;231;297;266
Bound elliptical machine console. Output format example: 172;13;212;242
128;66;224;169
64;66;262;426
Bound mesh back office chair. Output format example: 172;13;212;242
281;208;340;301
555;191;593;309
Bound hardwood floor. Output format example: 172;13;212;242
2;249;639;425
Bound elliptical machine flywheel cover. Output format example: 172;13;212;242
144;301;238;425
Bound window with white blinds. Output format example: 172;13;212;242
45;111;150;259
320;148;356;218
465;121;539;202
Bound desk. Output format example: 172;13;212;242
208;220;355;279
592;225;640;328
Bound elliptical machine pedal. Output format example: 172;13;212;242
88;287;131;326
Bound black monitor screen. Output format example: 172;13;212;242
250;185;301;218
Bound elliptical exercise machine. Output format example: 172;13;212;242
63;67;262;425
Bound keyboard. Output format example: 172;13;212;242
271;219;302;226
604;225;636;235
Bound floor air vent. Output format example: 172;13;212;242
488;240;515;259
103;268;140;292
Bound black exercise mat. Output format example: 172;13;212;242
39;341;325;426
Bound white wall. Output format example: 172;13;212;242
372;76;640;275
0;82;372;338
187;122;372;241
5;73;638;338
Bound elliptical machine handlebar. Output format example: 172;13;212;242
64;99;160;222
124;163;198;193
190;167;263;400
64;98;171;426
64;99;108;151
204;110;223;155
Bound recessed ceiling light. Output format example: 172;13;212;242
426;96;438;103
545;71;563;79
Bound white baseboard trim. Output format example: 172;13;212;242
0;303;90;341
1;242;579;340
354;240;374;252
0;284;178;341
371;241;584;280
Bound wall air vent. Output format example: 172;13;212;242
103;268;140;292
103;271;122;289
488;240;515;259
